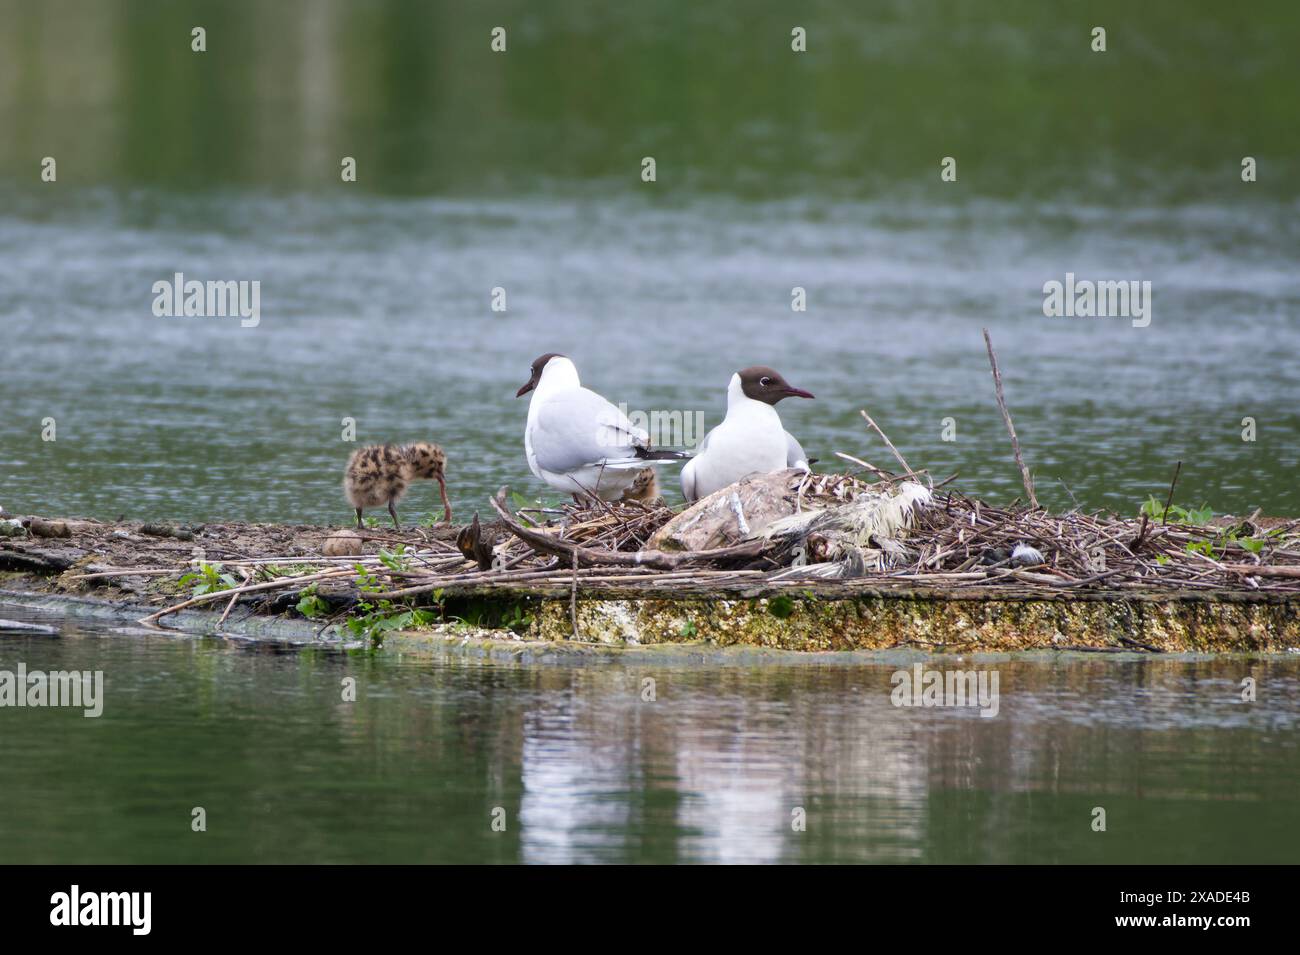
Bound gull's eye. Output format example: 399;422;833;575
760;376;771;387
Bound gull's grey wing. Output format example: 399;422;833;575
531;387;648;474
785;431;810;471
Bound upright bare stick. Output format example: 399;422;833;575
982;328;1039;509
859;410;919;480
1161;461;1182;525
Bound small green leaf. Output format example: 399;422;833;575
768;595;796;619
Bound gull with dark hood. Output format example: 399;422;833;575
681;365;815;502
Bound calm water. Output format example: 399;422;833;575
1;605;1298;864
0;0;1297;524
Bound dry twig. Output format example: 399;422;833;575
982;327;1038;508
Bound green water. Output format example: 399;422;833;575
1;2;1298;864
2;607;1298;864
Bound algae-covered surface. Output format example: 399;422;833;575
530;592;1300;653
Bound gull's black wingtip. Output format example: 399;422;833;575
635;447;692;461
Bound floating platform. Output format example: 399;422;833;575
2;510;1297;653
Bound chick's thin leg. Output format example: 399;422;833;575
388;500;401;531
355;508;364;529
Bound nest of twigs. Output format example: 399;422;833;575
900;494;1300;594
517;500;675;552
479;473;1300;596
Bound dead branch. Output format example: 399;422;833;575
490;487;769;570
982;328;1039;508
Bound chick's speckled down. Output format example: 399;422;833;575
620;467;660;505
343;444;411;509
403;441;446;480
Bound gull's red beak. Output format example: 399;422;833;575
783;386;815;400
516;378;536;398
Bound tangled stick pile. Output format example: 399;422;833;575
897;494;1300;595
478;476;1300;596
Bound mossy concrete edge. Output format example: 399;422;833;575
6;583;1300;655
524;592;1300;652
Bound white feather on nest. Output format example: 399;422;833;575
764;481;933;579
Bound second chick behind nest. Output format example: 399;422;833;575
343;442;452;530
620;467;663;506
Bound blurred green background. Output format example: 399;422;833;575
4;0;1298;199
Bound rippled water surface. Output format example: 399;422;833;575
1;607;1298;864
0;0;1297;523
2;188;1298;525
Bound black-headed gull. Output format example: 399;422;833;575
517;353;689;501
681;365;814;503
